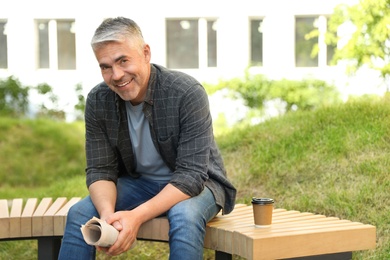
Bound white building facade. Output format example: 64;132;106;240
0;0;385;120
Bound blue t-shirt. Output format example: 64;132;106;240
126;101;172;183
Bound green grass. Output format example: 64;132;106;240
218;97;390;259
1;96;389;259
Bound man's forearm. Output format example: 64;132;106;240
131;183;190;224
89;180;117;219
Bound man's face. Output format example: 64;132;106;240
94;39;151;104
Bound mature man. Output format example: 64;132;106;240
58;17;236;260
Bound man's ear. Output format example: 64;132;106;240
143;44;151;62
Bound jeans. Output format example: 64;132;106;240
58;175;220;260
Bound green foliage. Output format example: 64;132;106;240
0;76;86;121
34;82;66;121
0;76;29;117
205;73;341;113
269;78;341;111
327;0;390;81
74;83;86;121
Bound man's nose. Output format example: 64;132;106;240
112;65;124;80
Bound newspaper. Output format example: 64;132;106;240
80;217;119;247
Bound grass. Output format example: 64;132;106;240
0;95;389;259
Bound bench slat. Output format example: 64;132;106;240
137;217;169;241
21;198;38;237
54;197;81;236
32;198;53;237
0;199;9;239
42;197;68;236
9;198;23;238
248;225;376;259
151;217;169;241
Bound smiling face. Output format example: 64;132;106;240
94;38;151;104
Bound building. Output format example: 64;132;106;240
0;0;385;120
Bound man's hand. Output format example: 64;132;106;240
94;183;190;256
98;210;140;256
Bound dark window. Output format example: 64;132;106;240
0;21;8;69
207;20;217;67
57;20;76;70
166;19;199;69
295;17;318;67
326;17;336;65
250;19;263;66
37;21;50;68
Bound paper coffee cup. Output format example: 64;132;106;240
252;198;274;227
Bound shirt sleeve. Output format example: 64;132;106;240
169;83;213;197
84;90;119;187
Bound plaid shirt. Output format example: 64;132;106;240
85;64;236;214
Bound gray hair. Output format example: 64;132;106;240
91;17;145;50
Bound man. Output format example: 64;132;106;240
58;17;236;260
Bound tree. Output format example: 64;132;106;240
35;83;65;121
74;83;85;121
0;76;29;117
326;0;390;87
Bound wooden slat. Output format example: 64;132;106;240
32;198;53;237
151;217;169;241
9;198;23;238
20;198;38;237
42;197;68;236
0;199;10;239
137;218;153;239
249;224;376;259
54;197;81;236
137;217;169;241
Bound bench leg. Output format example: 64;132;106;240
37;237;62;260
286;252;352;260
215;250;232;260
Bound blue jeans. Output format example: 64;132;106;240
58;176;220;260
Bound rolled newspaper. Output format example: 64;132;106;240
80;216;119;247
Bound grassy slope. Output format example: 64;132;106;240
219;97;390;259
0;118;88;199
0;96;389;259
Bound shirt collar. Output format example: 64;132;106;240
144;64;156;106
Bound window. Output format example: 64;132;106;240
207;20;217;67
166;18;217;69
37;21;50;68
295;16;335;67
250;19;264;66
36;19;76;70
295;17;318;67
326;18;336;65
0;20;7;69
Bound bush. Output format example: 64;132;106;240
205;73;341;114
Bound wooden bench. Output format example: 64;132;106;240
0;197;376;260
